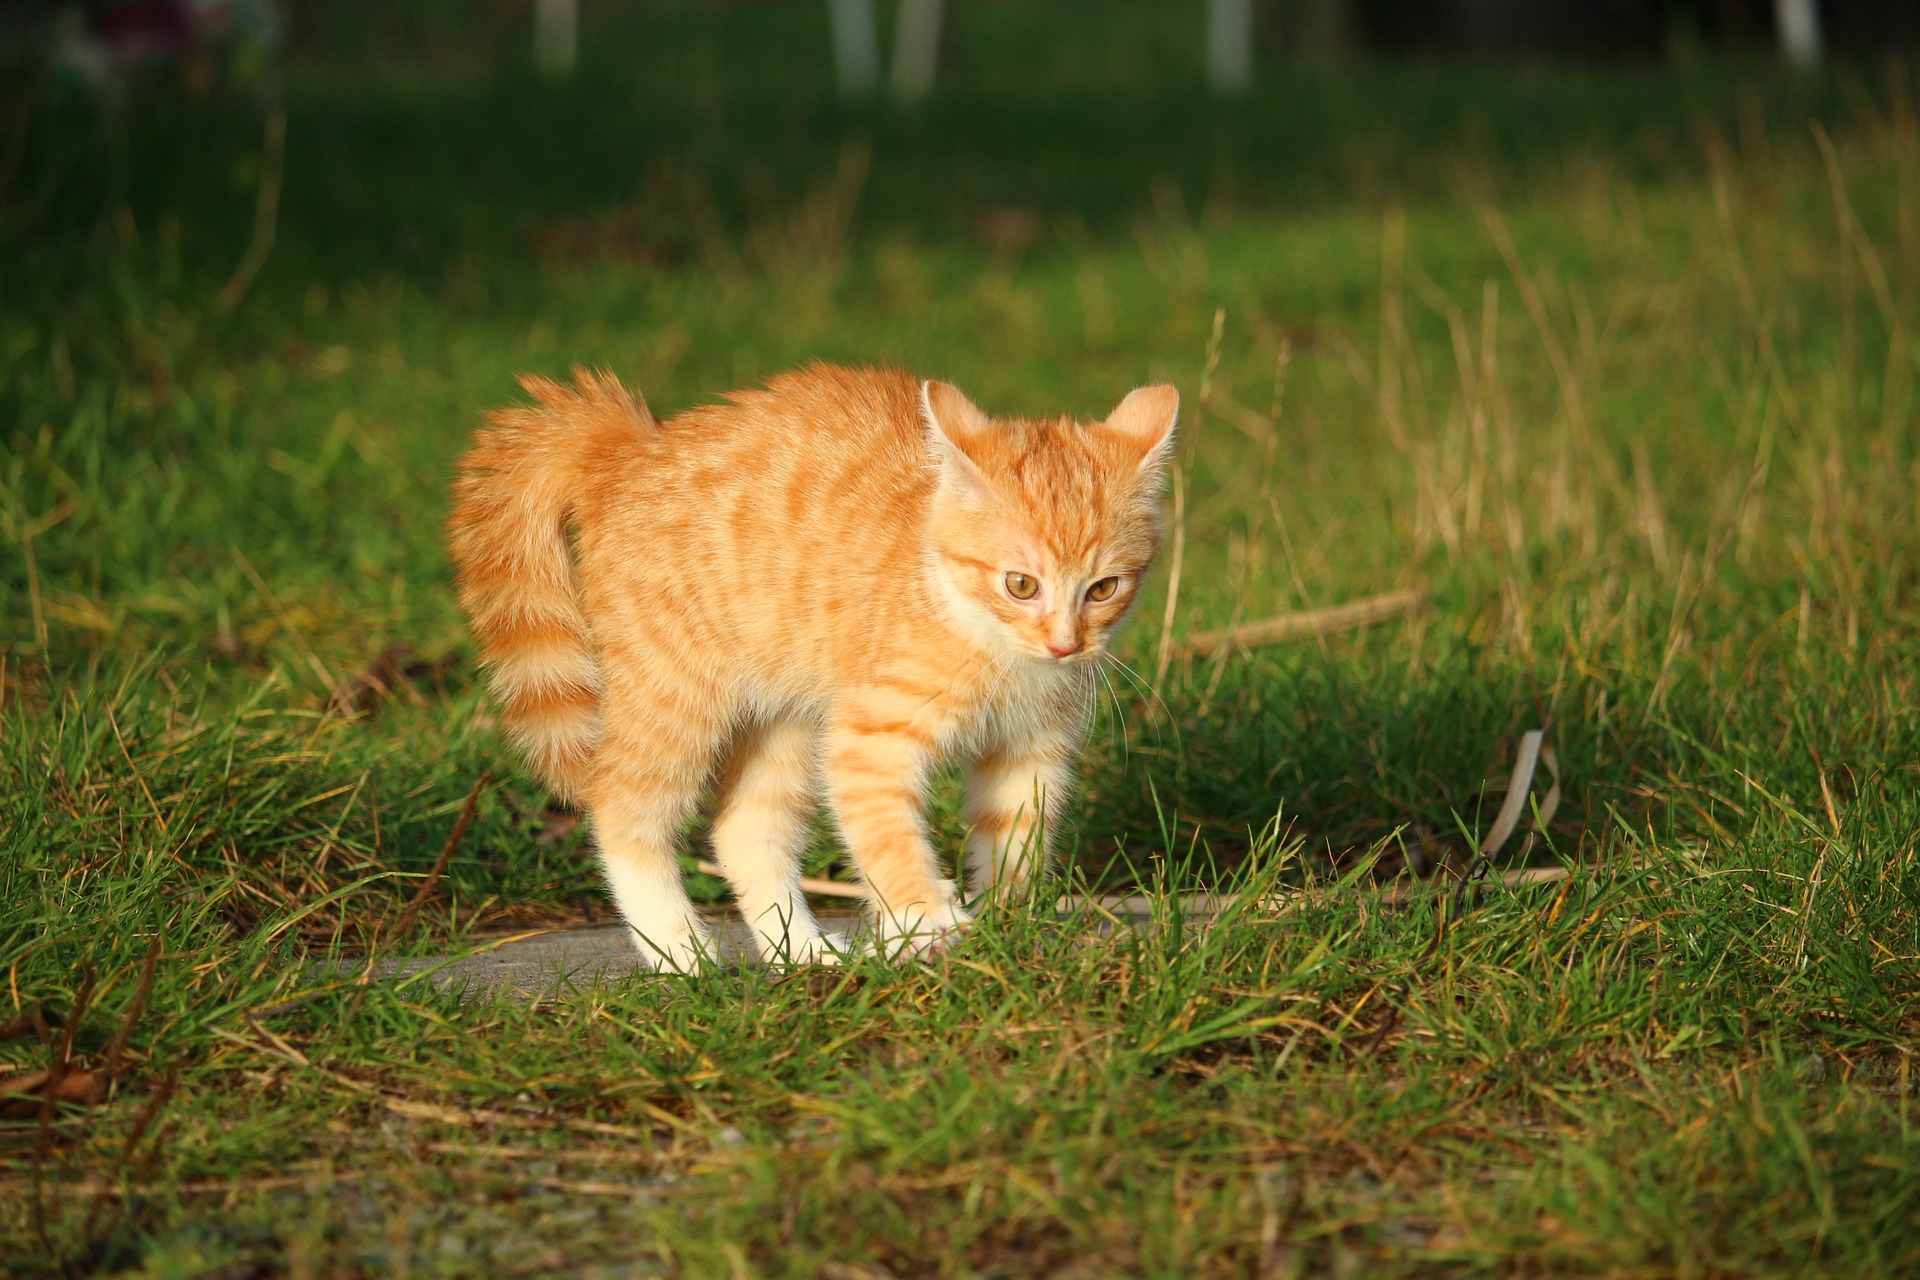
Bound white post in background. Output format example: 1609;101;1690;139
1206;0;1253;96
890;0;945;103
535;0;579;78
829;0;881;99
1775;0;1823;69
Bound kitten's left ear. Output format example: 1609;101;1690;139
922;380;996;488
1104;384;1180;474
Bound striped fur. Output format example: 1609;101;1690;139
447;363;1176;969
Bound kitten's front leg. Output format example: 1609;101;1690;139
822;718;970;958
963;742;1075;901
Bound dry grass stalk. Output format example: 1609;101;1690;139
1151;305;1225;701
388;771;490;941
218;104;286;312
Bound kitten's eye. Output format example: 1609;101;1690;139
1005;572;1039;600
1086;577;1120;603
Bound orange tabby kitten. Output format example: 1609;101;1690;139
448;363;1177;969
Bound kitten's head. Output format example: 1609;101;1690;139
922;379;1178;665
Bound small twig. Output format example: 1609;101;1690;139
1359;1002;1401;1056
390;772;491;941
694;860;866;901
78;1068;177;1244
30;967;94;1250
93;936;161;1103
47;968;91;1102
1182;588;1427;657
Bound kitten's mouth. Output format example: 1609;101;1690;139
1028;644;1098;664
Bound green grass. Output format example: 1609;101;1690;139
4;2;1919;1274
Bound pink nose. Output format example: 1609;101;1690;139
1046;638;1079;657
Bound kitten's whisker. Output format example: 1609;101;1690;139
1105;653;1175;727
1094;655;1132;762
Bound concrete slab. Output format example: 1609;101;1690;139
375;909;866;997
370;896;1211;998
361;869;1571;998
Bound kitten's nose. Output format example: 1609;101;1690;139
1046;637;1080;658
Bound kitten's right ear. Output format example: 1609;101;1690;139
1104;384;1180;476
922;380;995;490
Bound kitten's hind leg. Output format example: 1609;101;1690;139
589;693;718;973
709;717;836;965
964;744;1074;903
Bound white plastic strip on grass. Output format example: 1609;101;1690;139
1479;728;1561;857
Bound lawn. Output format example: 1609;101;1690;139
3;2;1918;1275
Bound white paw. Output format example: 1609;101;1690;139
756;929;846;967
626;924;714;974
868;899;973;961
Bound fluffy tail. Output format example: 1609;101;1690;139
447;369;652;801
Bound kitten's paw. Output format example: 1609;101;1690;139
807;931;852;967
759;931;846;967
626;924;716;974
868;900;973;962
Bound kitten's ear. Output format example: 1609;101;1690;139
922;380;995;488
1104;384;1180;475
